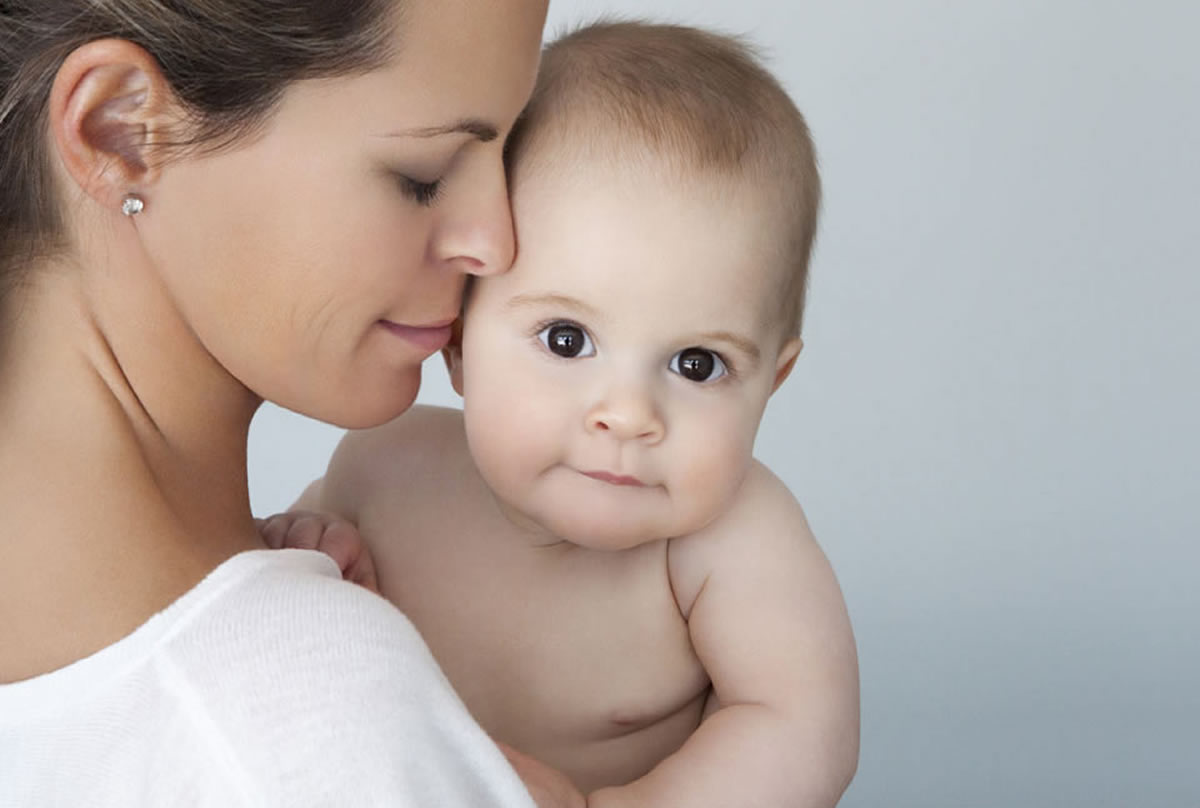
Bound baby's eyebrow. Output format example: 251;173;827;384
504;293;600;319
697;331;761;365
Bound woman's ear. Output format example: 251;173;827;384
48;38;178;213
771;336;803;394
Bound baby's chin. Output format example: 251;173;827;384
533;503;714;553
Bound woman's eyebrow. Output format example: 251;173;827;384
380;118;498;142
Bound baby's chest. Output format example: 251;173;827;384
392;537;709;744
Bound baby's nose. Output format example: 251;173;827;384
584;391;665;444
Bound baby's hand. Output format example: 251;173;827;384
257;511;379;594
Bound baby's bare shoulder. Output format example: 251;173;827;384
692;460;809;546
321;405;471;515
669;460;816;613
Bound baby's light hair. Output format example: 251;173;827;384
507;20;821;336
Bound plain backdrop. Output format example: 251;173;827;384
248;2;1200;805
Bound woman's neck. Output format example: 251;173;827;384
0;263;265;682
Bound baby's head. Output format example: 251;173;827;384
507;21;819;337
447;21;820;549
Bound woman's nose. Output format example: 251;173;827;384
434;160;515;277
585;387;666;444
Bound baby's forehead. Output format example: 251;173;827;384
511;149;792;279
512;140;780;225
482;195;791;335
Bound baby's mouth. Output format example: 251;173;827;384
581;470;645;487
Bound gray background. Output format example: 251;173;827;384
248;2;1200;805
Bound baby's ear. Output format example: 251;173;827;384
441;319;465;396
771;337;803;394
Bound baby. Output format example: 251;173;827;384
273;21;858;807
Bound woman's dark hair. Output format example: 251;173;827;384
0;0;398;303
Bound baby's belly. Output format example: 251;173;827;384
383;533;708;792
494;684;710;794
436;593;711;793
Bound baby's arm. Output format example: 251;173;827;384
588;462;859;808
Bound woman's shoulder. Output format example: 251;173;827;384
181;547;418;640
168;548;443;696
1;548;533;806
163;548;532;804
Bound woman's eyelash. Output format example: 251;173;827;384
395;175;443;207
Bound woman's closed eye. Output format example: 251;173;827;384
670;347;728;383
536;321;595;359
394;173;443;207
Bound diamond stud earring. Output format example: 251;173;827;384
121;194;145;216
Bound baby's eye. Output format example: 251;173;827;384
670;347;727;383
537;322;595;358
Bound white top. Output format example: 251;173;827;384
0;549;535;808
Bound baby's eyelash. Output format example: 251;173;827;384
530;317;586;337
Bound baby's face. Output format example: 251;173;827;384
453;158;801;549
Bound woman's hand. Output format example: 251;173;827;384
496;743;587;808
257;510;379;594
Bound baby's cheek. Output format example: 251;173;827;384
676;434;754;529
463;384;557;496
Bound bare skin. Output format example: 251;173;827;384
0;0;543;686
281;145;860;805
0;131;265;685
0;6;595;804
300;405;860;804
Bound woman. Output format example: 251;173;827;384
0;1;573;804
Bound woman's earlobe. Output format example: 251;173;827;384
48;38;176;212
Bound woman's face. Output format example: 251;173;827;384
144;0;547;428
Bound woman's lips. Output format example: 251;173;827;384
379;319;454;353
582;470;645;487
